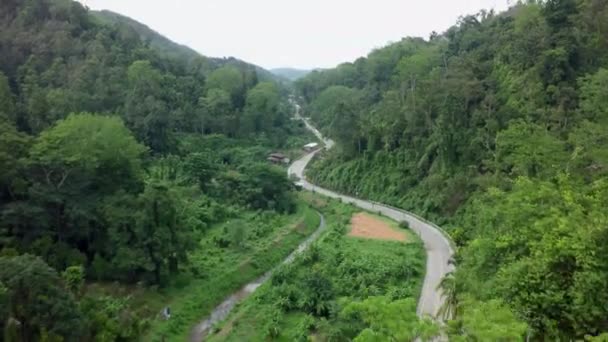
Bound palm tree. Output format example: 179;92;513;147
437;271;458;320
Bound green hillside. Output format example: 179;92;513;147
0;0;314;340
296;1;608;340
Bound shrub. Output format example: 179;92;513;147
62;265;85;296
90;253;112;281
399;220;410;229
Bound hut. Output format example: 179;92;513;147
303;142;319;152
267;153;290;164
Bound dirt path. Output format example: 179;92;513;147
349;212;407;242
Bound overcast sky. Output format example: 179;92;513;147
79;0;510;70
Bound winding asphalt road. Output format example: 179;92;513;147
289;104;455;319
190;104;453;341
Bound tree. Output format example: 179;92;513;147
301;272;334;317
62;265;84;296
104;181;198;284
23;113;146;269
311;86;363;155
206;66;246;109
200;88;235;135
0;254;86;341
569;120;608;178
243;82;280;134
30;113;146;193
0;72;16;123
437;271;458;320
125;60;173;152
578;68;608;122
0;118;31;199
239;163;296;213
495;120;567;178
183;151;219;190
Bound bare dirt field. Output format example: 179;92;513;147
349;212;407;242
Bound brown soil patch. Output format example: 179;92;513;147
349;213;406;242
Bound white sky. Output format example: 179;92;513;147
79;0;511;70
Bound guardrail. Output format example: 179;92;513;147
302;150;456;253
368;200;457;253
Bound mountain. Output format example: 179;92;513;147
91;10;278;82
296;1;608;339
91;10;203;64
0;1;307;340
270;67;312;81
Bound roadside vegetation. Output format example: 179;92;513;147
206;197;433;341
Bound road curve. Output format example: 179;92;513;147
289;106;455;319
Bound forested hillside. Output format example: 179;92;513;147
296;0;608;340
92;10;279;83
0;0;312;340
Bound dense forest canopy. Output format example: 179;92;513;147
296;0;608;340
3;0;608;340
0;0;309;339
92;10;279;83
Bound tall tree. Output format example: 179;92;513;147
0;254;86;341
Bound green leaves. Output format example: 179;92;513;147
0;118;31;195
103;181;199;284
31;113;146;182
0;72;16;122
457;175;608;338
449;298;528;341
243;82;281;133
342;296;439;341
62;265;85;296
495;120;567;178
207;66;245;98
578;68;608;123
0;254;86;341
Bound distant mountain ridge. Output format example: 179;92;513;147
270;68;312;81
92;10;202;63
92;10;277;81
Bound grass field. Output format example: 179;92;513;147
207;198;426;341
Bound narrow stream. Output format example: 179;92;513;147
189;212;326;341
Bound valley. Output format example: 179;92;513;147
2;0;608;341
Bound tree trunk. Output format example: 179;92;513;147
154;260;162;285
169;256;178;274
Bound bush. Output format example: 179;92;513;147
399;220;410;229
89;253;112;281
62;265;85;295
227;220;247;249
262;306;283;338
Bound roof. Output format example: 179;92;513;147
269;153;287;159
304;142;319;148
